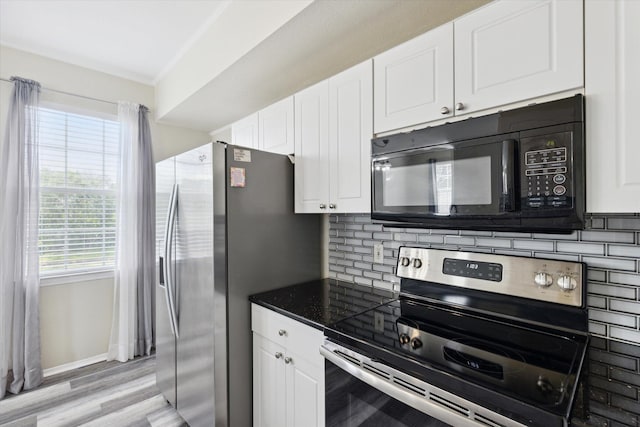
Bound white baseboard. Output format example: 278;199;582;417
43;353;108;377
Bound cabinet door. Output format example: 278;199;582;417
232;113;259;149
585;0;640;212
259;97;295;155
253;334;287;427
294;80;330;213
374;23;454;133
454;0;583;115
285;353;324;427
329;60;373;213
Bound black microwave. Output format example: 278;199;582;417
371;95;585;233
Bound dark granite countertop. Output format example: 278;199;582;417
250;279;640;427
249;278;397;331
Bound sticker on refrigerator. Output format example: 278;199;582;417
233;148;252;162
230;167;246;188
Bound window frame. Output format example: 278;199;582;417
37;101;120;284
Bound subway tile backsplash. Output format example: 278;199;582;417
328;213;640;344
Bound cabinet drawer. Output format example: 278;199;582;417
251;304;324;364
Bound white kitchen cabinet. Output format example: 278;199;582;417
232;98;294;154
294;80;330;213
373;0;583;134
251;304;325;427
295;59;373;213
585;0;640;213
258;97;295;155
231;112;259;149
454;0;583;116
373;23;454;134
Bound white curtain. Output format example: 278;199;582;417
107;102;155;362
0;77;42;398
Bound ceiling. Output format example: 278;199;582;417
0;0;227;84
0;0;489;133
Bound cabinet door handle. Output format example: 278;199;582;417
319;204;327;209
278;329;287;336
329;204;336;209
455;102;465;111
275;352;283;359
440;106;450;115
284;357;293;364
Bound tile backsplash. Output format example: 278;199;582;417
328;213;640;344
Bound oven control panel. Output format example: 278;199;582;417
396;247;584;307
442;258;503;282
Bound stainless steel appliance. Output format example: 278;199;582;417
156;142;321;427
323;247;589;427
371;95;585;232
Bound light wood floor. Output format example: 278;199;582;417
0;356;187;427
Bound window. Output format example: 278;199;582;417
38;107;119;276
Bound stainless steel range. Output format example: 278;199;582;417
322;247;589;427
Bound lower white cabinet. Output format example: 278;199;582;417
251;304;325;427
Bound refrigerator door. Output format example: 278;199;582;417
226;146;322;427
155;157;177;407
175;144;216;426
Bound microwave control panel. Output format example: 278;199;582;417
520;131;573;210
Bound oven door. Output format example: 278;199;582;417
325;359;448;427
321;341;527;427
372;136;517;220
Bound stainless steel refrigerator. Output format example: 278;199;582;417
155;142;322;427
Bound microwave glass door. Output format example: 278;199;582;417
373;138;515;217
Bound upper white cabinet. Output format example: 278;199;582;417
232;98;294;154
373;0;584;134
231;112;259;149
258;97;295;155
295;60;373;214
585;0;640;213
454;0;583;115
373;23;454;134
294;80;330;213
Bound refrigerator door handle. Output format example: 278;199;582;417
164;183;180;338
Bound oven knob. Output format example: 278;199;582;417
400;257;411;267
399;333;410;345
412;258;423;269
534;272;553;287
557;275;577;291
410;338;423;350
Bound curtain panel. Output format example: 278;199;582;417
0;77;43;399
108;102;155;362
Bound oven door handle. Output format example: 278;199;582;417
320;343;524;427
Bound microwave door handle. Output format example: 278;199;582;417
501;140;516;212
428;158;437;213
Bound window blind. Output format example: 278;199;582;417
38;107;119;275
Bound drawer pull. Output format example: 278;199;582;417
278;329;287;336
284;357;293;364
275;352;283;359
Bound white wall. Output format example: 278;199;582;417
0;45;209;370
155;0;312;119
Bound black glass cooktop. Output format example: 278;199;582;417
326;297;589;418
